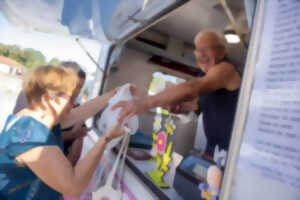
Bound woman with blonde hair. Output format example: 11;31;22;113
0;65;126;200
12;61;117;165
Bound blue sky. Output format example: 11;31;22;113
0;12;8;26
0;12;101;74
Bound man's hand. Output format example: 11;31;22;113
129;84;145;99
111;98;149;121
166;98;199;114
166;104;183;114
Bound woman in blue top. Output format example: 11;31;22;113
0;65;126;200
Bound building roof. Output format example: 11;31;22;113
0;55;27;71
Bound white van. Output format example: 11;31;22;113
2;0;300;199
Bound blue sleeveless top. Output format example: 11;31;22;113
0;114;64;200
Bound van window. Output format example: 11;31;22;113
148;71;185;115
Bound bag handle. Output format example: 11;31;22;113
106;128;130;187
116;132;130;189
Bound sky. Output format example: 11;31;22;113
0;12;102;74
0;0;162;75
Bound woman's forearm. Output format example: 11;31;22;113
62;130;76;142
16;137;109;198
69;122;124;196
67;138;83;166
70;137;108;196
61;92;112;128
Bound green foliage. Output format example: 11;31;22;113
0;43;60;69
49;58;60;66
10;48;27;65
23;48;46;69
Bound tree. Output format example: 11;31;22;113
9;48;27;65
49;58;60;66
0;43;15;57
0;43;60;69
23;48;46;69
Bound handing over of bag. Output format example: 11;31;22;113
97;83;139;149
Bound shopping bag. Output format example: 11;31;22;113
97;83;138;150
92;133;130;200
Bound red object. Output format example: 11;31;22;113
148;56;203;77
127;148;152;160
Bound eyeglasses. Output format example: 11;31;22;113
54;92;77;103
194;45;221;54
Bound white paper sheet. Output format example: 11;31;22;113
232;0;300;199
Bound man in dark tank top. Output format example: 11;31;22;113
196;56;240;155
113;31;241;157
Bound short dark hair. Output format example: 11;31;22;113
60;61;86;80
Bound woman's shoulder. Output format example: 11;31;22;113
0;115;60;158
1;114;55;146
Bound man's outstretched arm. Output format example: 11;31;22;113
112;63;238;121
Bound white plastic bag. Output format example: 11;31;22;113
97;83;139;149
92;133;130;200
213;145;227;167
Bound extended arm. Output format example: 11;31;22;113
61;90;115;129
148;63;238;107
16;123;125;197
61;124;89;142
113;63;240;120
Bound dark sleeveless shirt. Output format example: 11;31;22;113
197;57;240;155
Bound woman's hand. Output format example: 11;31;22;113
105;122;126;142
108;84;144;100
107;87;120;98
75;126;90;138
67;138;84;166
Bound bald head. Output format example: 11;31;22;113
194;31;227;49
193;31;227;72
